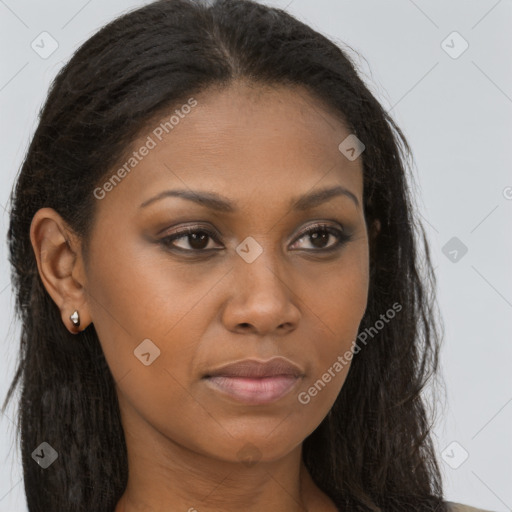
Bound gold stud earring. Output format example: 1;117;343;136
70;310;80;328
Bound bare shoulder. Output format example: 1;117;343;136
445;501;497;512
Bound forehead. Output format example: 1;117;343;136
95;80;363;216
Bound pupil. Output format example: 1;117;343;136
189;232;209;250
311;230;329;248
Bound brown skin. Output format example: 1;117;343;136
30;80;379;512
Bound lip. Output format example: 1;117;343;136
204;375;302;405
202;357;305;405
203;357;305;379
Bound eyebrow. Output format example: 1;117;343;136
139;184;360;211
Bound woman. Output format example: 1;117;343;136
2;0;495;510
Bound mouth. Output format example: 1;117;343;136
202;357;305;405
203;374;302;405
203;357;304;379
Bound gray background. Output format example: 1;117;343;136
1;0;511;511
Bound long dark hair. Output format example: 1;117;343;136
3;0;448;510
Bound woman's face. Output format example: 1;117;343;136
83;80;370;466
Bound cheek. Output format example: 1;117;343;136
294;246;369;411
301;240;369;341
86;247;210;440
84;231;205;390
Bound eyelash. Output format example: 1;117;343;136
159;222;353;255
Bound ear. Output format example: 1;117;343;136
368;218;381;267
369;218;381;242
29;207;92;334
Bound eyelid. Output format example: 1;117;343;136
158;219;351;253
290;222;351;251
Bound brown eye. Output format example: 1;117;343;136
160;226;222;252
158;222;352;256
290;224;351;252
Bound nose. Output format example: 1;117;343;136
221;249;301;336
